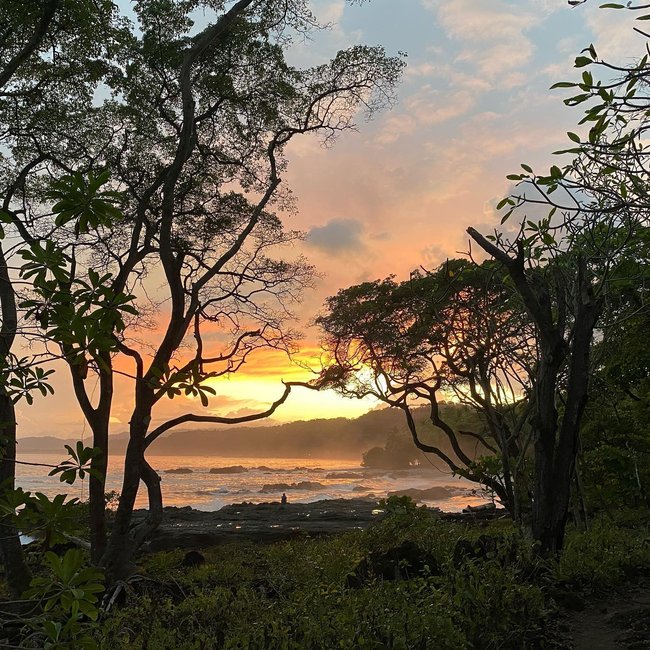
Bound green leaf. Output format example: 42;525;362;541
574;56;592;68
567;132;581;143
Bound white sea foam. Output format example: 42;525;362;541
15;453;485;512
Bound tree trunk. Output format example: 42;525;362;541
101;433;145;583
68;353;113;563
531;291;599;552
101;394;163;584
88;423;108;563
0;392;32;596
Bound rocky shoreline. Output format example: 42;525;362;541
135;497;501;552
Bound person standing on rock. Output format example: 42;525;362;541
281;493;287;506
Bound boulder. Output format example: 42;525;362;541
462;502;496;514
209;466;248;474
452;534;516;567
259;481;325;493
165;467;193;474
347;540;440;588
180;550;206;568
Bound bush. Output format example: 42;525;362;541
99;511;558;649
557;518;650;590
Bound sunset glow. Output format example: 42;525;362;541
13;0;634;437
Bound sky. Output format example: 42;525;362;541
17;0;641;438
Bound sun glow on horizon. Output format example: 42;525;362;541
203;373;382;423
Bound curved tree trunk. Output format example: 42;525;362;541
101;433;145;583
101;388;162;584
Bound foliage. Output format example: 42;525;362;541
24;549;104;650
317;258;534;516
98;509;641;649
0;354;54;405
0;0;406;576
48;442;103;485
0;448;103;649
463;2;650;552
0;440;99;546
556;516;650;591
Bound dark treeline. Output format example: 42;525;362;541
18;403;489;463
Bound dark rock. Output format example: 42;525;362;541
210;465;248;474
259;481;326;493
548;586;585;612
137;498;389;550
387;486;452;501
165;467;193;474
452;534;516;567
180;550;205;567
462;502;496;514
347;540;440;588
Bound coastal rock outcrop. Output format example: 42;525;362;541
259;481;326;493
209;466;248;474
387;486;452;501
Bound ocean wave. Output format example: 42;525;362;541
195;487;229;496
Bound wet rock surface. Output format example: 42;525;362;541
259;481;326;493
135;497;503;552
138;498;388;551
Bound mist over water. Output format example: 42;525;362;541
16;453;486;512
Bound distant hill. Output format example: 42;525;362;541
17;403;490;462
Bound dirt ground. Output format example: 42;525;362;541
569;580;650;649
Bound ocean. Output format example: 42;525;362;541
15;453;487;512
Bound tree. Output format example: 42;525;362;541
0;0;127;571
466;3;650;551
316;259;536;518
0;0;120;595
467;229;603;551
6;0;404;580
0;0;59;596
580;231;650;511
